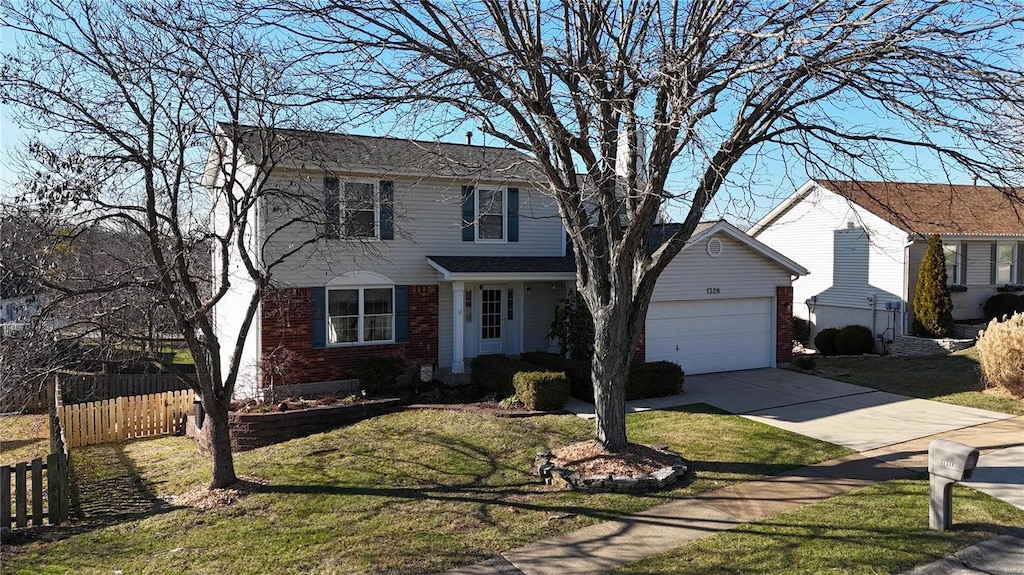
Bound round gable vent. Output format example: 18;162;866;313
706;237;723;258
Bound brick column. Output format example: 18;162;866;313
776;286;794;364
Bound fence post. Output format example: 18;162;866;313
31;458;43;526
14;462;27;528
1;465;10;529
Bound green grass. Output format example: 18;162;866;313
1;414;50;466
4;405;850;574
814;347;1024;415
616;479;1024;574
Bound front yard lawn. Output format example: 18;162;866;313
4;405;850;574
616;479;1024;574
813;348;1024;416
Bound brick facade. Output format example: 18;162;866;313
259;286;439;387
633;328;646;362
776;285;794;364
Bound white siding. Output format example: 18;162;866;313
754;185;906;317
211;164;263;399
652;233;792;302
260;173;564;287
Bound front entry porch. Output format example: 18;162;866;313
426;255;577;374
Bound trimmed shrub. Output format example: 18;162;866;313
356;356;401;395
834;325;875;355
471;355;548;399
792;316;811;343
912;234;954;337
513;371;571;411
976;313;1024;398
791;355;816;371
626;361;684;400
983;293;1024;322
814;327;839;356
521;351;593;401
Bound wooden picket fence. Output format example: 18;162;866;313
57;390;193;448
58;373;194;405
0;399;70;529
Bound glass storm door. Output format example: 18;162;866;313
479;286;504;354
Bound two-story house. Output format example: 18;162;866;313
751;179;1024;348
209;126;807;399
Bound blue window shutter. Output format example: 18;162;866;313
324;177;340;239
379;180;394;240
461;185;475;241
507;187;519;242
395;286;409;343
311;287;326;348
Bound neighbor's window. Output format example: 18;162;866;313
327;287;394;344
943;243;959;284
476;188;505;241
997;242;1016;284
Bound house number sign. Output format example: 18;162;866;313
706;287;721;295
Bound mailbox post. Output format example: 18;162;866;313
928;439;980;531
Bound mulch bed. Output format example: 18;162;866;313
549;441;681;477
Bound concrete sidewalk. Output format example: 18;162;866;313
445;369;1023;575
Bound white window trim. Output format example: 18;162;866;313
326;285;395;346
996;242;1017;285
474;187;507;243
336;179;380;240
943;243;960;285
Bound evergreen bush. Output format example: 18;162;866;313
814;327;839;356
834;325;874;355
548;291;595;360
792;315;811;342
912;234;954;337
983;293;1024;322
356;356;401;395
512;371;571;410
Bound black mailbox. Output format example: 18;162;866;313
928;439;980;481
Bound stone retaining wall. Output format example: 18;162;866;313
186;398;403;452
889;335;974;357
953;323;988;340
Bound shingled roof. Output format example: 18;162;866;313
220;124;544;182
820;180;1024;236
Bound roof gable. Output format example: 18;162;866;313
755;179;1024;237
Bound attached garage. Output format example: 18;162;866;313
646;297;774;374
645;221;808;375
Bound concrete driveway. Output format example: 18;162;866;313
564;368;1023;509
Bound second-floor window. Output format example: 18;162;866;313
324;177;394;240
477;188;505;241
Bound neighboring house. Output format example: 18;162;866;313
0;276;40;337
208;127;808;399
750;179;1024;349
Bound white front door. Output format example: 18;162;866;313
479;285;504;355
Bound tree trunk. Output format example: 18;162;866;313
202;394;237;489
589;305;640;452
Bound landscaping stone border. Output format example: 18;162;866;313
890;335;974;356
534;450;689;493
187;398;403;452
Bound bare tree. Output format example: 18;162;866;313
0;0;327;487
278;0;1024;451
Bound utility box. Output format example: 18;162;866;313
928;439;980;531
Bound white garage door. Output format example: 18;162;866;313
646;297;774;375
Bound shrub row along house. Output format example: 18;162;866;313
751;179;1024;350
208;127;807;399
